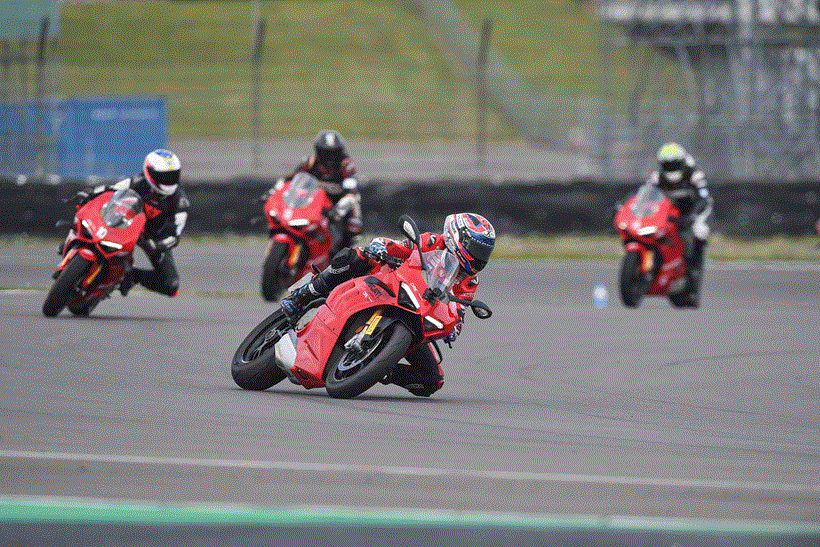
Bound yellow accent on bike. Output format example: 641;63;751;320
363;309;383;336
641;251;654;273
287;244;302;268
82;263;102;287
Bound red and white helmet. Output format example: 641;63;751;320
443;212;496;275
143;149;181;196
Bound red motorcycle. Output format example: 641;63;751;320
43;188;146;317
260;172;336;301
232;215;493;399
614;182;696;308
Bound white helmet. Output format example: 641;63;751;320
143;149;181;196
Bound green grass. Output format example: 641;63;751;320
6;233;820;262
56;0;513;139
51;0;670;139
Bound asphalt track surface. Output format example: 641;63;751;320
1;243;819;544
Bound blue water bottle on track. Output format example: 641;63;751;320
593;282;608;308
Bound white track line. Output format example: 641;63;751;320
2;449;818;496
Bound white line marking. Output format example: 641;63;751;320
2;450;818;496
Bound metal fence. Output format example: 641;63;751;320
3;1;819;182
593;0;820;180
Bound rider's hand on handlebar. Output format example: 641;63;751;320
367;240;388;261
68;190;90;205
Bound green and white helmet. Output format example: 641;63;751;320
657;142;688;185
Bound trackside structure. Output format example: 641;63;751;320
595;0;820;181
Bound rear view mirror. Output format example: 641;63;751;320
470;300;492;319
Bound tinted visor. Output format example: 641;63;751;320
660;159;684;173
317;149;343;169
148;167;180;193
462;235;494;271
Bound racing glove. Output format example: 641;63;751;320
73;190;91;204
367;240;388;262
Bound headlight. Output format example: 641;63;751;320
100;241;123;252
637;226;657;236
423;316;444;331
80;220;93;239
288;219;309;227
398;282;420;310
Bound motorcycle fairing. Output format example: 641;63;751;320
54;190;146;307
615;184;687;297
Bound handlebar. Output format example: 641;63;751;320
362;248;403;269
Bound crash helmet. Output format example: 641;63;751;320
313;130;347;177
443;213;496;275
143;149;181;196
657;142;688;187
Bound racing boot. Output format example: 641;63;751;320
119;267;140;296
280;275;329;324
380;363;441;397
685;239;706;307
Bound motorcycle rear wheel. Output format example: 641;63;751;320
619;250;650;308
42;254;91;317
325;322;413;399
231;308;289;390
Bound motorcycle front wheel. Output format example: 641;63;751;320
261;240;291;301
618;250;651;308
231;308;289;390
42;254;91;317
325;322;413;399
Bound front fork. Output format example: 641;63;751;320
56;246;103;288
624;242;654;275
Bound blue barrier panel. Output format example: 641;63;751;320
59;97;166;179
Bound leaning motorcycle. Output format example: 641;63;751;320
613;182;696;308
43;188;146;317
260;172;335;301
232;215;493;399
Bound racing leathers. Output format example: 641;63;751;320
649;160;713;293
285;153;363;257
281;232;480;396
72;174;189;297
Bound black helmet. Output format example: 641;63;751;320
313;130;346;174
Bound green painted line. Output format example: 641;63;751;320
1;498;818;535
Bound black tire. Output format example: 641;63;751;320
43;254;91;317
68;300;98;316
669;274;702;309
231;308;289;390
325;321;413;399
261;240;290;301
618;250;650;308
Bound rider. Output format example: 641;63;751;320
649;142;713;302
280;212;496;397
280;130;363;257
72;149;189;297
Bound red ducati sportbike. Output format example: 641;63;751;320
614;182;696;308
232;215;492;399
43;188;146;317
260;172;336;301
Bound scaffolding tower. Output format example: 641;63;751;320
595;0;820;181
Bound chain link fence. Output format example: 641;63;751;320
3;1;820;182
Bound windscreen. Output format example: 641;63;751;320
282;172;321;209
421;249;460;300
630;183;665;218
101;188;143;228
